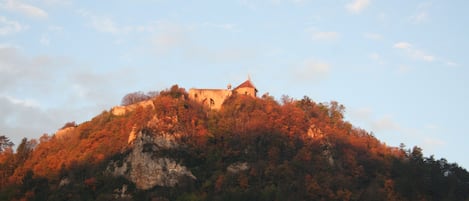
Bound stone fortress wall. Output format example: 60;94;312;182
188;79;258;110
188;89;232;110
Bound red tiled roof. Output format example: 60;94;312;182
234;80;257;91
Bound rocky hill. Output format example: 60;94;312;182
0;85;468;201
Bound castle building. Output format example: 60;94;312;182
188;79;258;110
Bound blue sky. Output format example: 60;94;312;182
1;0;468;168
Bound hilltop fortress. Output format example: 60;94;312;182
110;79;258;116
188;79;258;110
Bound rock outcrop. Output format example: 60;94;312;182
109;128;195;190
55;126;76;139
227;162;250;173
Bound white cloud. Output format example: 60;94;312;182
393;42;412;49
346;0;370;14
1;0;48;18
393;41;435;62
310;30;340;41
0;16;27;35
421;55;434;62
446;61;458;67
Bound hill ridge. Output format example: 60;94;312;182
0;85;468;201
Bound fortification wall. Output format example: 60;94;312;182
111;99;155;116
188;89;232;110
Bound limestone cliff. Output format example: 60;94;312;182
108;128;195;190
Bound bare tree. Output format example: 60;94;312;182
121;91;150;106
60;121;77;129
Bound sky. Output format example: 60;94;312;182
1;0;468;168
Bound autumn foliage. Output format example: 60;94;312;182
0;85;468;201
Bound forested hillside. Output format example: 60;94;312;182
1;85;468;201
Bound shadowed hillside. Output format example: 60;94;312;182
1;85;468;201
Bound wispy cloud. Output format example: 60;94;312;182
202;22;238;31
346;0;371;14
2;95;40;108
77;10;119;34
371;116;401;132
0;46;61;91
445;61;458;67
393;41;435;62
349;106;447;154
393;42;412;49
294;58;331;81
0;0;48;18
0;46;142;144
410;12;428;24
40;34;50;46
397;65;412;74
151;31;186;52
369;52;385;65
410;2;432;24
349;107;373;120
363;32;382;40
77;10;157;35
423;137;445;149
308;28;340;41
0;16;27;35
239;0;311;10
41;0;71;6
349;108;402;133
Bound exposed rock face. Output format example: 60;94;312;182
128;125;138;144
227;162;250;174
110;129;195;190
307;124;324;140
55;126;75;139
